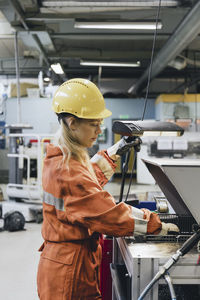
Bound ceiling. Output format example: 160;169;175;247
0;0;200;97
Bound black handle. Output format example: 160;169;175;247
180;229;200;256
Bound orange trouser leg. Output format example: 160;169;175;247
37;241;102;300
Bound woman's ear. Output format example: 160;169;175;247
65;116;77;131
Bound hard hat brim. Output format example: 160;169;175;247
88;108;112;119
53;107;112;119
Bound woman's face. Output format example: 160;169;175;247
68;117;103;148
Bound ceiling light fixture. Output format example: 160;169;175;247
44;77;50;82
51;63;64;74
75;21;162;30
43;1;178;7
80;60;140;67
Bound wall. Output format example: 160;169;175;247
5;97;57;135
155;101;200;121
4;96;155;149
100;98;155;149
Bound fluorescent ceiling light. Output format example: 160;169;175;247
112;120;184;137
44;77;50;82
75;22;162;30
80;60;140;67
43;1;178;7
51;63;64;74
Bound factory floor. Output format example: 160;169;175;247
0;180;161;300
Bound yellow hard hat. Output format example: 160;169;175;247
52;78;112;119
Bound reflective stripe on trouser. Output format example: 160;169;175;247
37;240;102;300
43;191;64;211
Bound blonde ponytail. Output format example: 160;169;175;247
54;119;97;181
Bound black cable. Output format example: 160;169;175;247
125;150;136;203
141;0;162;121
194;52;198;131
119;150;131;202
124;0;162;203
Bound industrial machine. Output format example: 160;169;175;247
111;158;200;300
2;124;53;222
109;120;200;300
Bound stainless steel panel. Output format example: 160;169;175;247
142;158;200;223
113;237;200;300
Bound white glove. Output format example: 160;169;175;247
158;222;179;236
107;136;141;161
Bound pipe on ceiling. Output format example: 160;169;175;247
128;1;200;95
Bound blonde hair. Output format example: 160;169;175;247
54;118;97;180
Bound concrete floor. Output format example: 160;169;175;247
0;180;161;300
0;222;42;300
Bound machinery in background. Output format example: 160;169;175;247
137;132;200;184
2;124;53;223
155;94;200;133
0;121;6;149
3;211;25;232
97;124;107;143
0;90;7;150
150;137;200;158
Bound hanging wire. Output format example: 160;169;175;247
194;51;198;131
141;0;162;121
124;0;162;203
125;149;137;202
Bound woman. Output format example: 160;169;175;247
37;78;178;300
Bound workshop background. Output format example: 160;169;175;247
1;1;200;300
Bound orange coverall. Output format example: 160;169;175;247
37;144;161;300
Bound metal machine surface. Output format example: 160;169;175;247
112;237;200;300
112;159;200;300
142;158;200;224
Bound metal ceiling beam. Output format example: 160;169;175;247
8;0;53;67
31;34;51;66
8;0;29;30
0;67;194;78
0;32;168;42
18;0;39;12
128;0;200;94
49;50;156;59
51;33;170;40
26;13;130;20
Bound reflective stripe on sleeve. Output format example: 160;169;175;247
43;191;64;211
134;218;148;235
131;206;147;235
131;206;145;219
90;153;114;180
